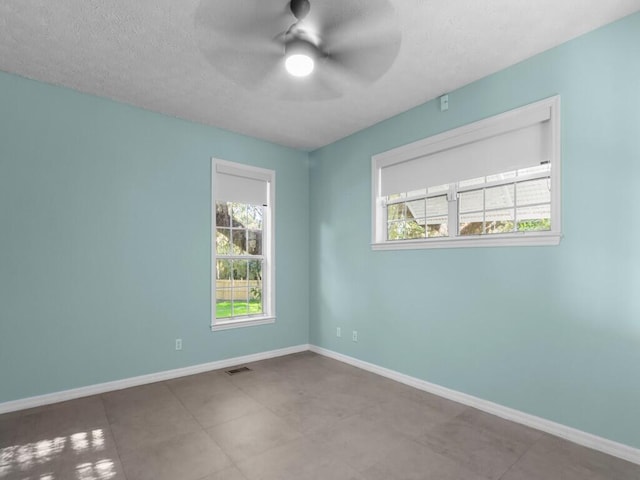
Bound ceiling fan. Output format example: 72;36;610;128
195;0;402;100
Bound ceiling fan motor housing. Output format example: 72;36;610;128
285;37;318;59
290;0;311;20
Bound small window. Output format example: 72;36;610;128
212;159;275;330
372;96;561;250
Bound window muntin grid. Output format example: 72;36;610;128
387;194;449;240
385;164;551;241
215;202;264;319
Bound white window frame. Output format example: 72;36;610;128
211;158;276;331
371;96;562;250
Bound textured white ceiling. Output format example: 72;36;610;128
0;1;638;150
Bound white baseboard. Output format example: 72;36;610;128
0;344;310;415
309;345;640;466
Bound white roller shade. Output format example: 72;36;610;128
215;163;269;206
380;105;552;196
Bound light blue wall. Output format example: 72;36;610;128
0;72;309;403
309;12;640;448
2;10;639;451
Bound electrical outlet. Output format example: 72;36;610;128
337;327;341;337
175;338;182;351
352;330;358;342
440;94;449;111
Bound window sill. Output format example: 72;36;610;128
211;316;275;332
372;232;562;251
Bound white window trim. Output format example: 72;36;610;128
371;96;562;250
212;316;275;331
211;158;276;331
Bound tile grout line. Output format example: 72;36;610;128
163;370;310;478
496;431;544;480
162;378;244;478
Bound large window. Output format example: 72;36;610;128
212;159;275;330
372;96;561;249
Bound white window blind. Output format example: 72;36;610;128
380;104;552;196
215;163;269;206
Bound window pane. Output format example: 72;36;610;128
406;199;425;220
231;203;248;227
216;259;231;280
484;209;515;234
248;259;262;281
232;229;246;254
246;205;263;230
426;195;447;217
517;178;551;206
248;260;263;315
387;203;406;221
459;190;483;213
232;286;249;302
387;220;404;240
231;288;249;315
387;219;427;240
426;217;448;237
232;259;248;280
404;219;426;239
459;212;483;236
215;202;231;227
485;184;515;209
232;287;249;302
247;230;262;255
250;283;263;315
216;229;231;254
517;205;551;231
216;288;231;302
216;289;232;318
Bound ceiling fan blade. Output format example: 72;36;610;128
201;46;283;89
195;0;291;46
300;0;401;84
317;0;398;47
325;32;401;84
277;67;343;101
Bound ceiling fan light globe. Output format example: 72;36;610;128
284;38;318;77
285;53;315;77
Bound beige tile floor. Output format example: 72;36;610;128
1;352;639;480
